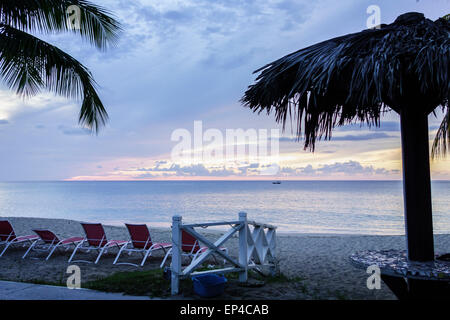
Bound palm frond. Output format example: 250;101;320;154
431;107;449;158
0;0;121;50
241;13;450;152
0;23;108;131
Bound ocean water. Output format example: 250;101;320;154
0;181;448;235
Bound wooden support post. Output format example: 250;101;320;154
171;215;182;295
400;110;434;261
239;211;248;283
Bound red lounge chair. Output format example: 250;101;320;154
22;229;84;260
160;229;228;268
113;224;172;266
68;223;127;264
0;220;39;257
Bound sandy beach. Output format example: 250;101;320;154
1;217;449;300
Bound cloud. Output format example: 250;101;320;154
0;90;70;121
136;173;156;179
132;163;237;177
278;132;393;142
163;10;194;22
1;1;449;181
339;121;400;132
58;125;91;136
280;161;399;177
313;161;397;175
429;124;441;131
237;163;260;174
132;161;289;178
331;133;393;141
120;159;399;179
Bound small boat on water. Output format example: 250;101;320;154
272;181;281;184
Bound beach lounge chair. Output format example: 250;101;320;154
113;224;172;266
160;229;228;268
0;220;39;257
22;229;84;260
68;223;127;264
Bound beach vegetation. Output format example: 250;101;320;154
83;267;306;298
84;268;176;297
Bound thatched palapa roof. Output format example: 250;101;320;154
241;12;449;153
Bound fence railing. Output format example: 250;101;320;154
170;212;277;295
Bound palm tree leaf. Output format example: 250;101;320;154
0;23;108;131
431;107;449;158
0;0;121;50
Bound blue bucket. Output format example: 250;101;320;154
192;274;227;298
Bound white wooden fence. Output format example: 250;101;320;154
170;212;277;295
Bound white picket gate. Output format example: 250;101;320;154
170;212;277;295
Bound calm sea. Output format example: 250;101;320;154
0;181;448;235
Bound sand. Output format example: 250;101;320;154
1;217;449;300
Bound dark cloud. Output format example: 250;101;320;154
177;164;235;177
163;10;193;22
136;163;235;177
280;167;296;174
332;132;393;141
281;161;398;177
275;0;310;30
339;121;400;132
136;173;156;179
314;161;390;175
132;160;398;178
58;126;90;136
429;124;441;130
278;132;393;142
278;137;298;142
238;163;260;174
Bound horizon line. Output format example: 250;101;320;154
2;179;450;182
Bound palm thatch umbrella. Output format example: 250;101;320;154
242;12;449;262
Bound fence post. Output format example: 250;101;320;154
269;227;278;276
238;211;248;282
171;215;182;295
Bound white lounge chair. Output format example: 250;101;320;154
68;223;127;264
113;223;172;266
22;229;84;260
0;220;38;257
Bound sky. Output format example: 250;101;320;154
0;0;449;181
